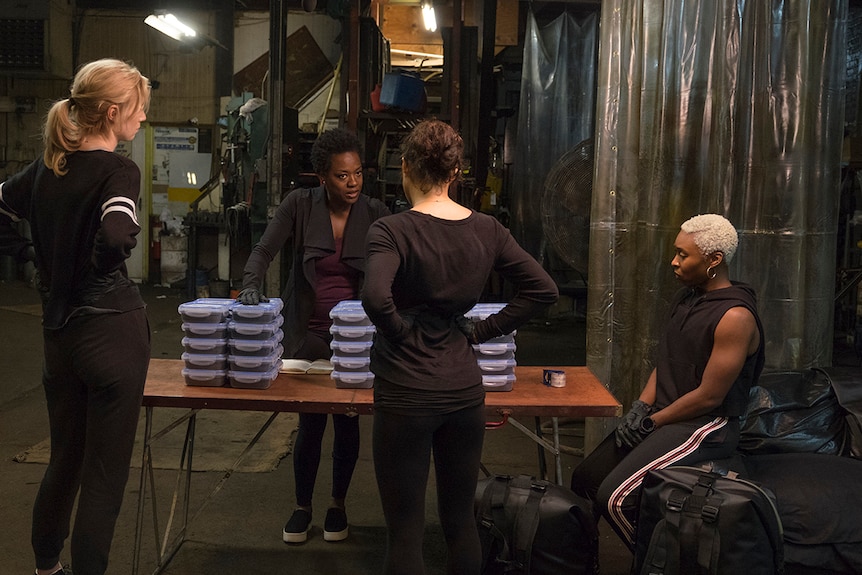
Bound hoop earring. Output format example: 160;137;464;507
706;266;717;280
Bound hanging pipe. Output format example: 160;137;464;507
318;54;343;135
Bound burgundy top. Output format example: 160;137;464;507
307;236;360;333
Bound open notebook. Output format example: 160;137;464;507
280;358;334;375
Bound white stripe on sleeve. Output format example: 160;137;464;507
100;196;139;226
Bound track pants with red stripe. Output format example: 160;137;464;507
570;415;739;550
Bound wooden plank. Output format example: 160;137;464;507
232;25;334;107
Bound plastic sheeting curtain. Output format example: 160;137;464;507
510;10;598;259
587;0;847;417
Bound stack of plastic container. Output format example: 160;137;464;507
465;303;516;392
179;298;234;386
227;298;285;389
328;300;376;389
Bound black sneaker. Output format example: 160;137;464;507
323;507;349;542
282;509;312;543
36;566;72;575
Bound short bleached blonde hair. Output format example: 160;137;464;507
680;214;738;262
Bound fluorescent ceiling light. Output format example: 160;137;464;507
144;12;198;42
422;3;437;32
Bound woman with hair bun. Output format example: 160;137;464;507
361;119;558;574
570;213;766;559
0;58;151;575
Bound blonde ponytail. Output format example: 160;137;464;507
42;59;151;177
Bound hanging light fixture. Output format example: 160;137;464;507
422;2;437;32
144;12;198;42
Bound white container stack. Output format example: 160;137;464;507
227;298;284;389
178;297;284;389
465;303;516;392
325;301;515;391
329;300;375;389
178;298;234;387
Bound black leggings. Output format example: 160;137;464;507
373;403;485;575
292;331;360;507
32;308;150;575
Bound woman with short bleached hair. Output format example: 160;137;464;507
0;58;152;575
571;213;765;560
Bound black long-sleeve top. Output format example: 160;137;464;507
0;152;144;329
242;186;390;357
362;210;559;393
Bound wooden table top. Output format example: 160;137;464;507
144;359;621;418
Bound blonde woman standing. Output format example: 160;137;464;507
0;59;151;575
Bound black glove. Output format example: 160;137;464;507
455;315;479;344
614;399;656;449
236;287;268;305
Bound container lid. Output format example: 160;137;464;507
182;336;228;350
228;364;280;383
231;297;284;319
182;367;228;379
229;333;284;351
330;339;373;353
181;351;228;364
482;373;516;384
329;300;369;322
228;351;284;369
228;314;284;334
330;370;375;384
464;302;507;320
477;358;517;371
182;321;228;334
178;299;234;318
329;324;376;338
472;341;517;354
331;354;371;369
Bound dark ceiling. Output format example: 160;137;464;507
77;0;271;11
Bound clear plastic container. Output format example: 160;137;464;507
178;299;235;323
228;333;284;357
228;364;280;389
464;303;516;340
231;297;284;324
331;370;375;389
329;324;376;341
482;373;515;392
182;321;229;339
182;336;229;355
182;367;228;387
329;339;373;357
464;302;507;321
329;300;372;326
228;350;283;372
477;358;516;374
330;354;371;372
228;315;284;340
181;351;228;371
473;341;517;360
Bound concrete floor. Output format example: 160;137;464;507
15;276;839;574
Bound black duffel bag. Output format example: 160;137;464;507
634;465;784;575
474;474;598;575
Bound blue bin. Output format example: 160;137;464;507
379;72;426;112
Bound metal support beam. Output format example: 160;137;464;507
265;0;287;296
473;0;498;207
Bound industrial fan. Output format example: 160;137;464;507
540;138;594;279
